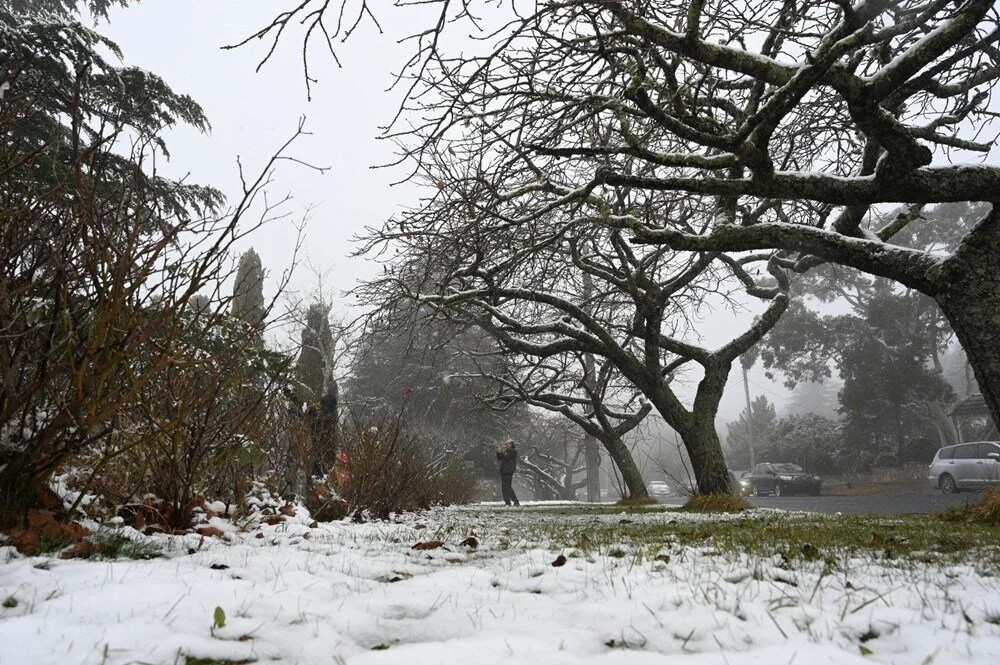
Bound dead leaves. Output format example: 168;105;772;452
412;540;443;551
6;509;92;556
59;541;100;560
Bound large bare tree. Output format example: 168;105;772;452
363;0;1000;429
245;0;1000;481
356;172;788;494
475;350;653;500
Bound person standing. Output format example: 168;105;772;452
496;439;520;506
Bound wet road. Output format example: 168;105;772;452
656;491;979;515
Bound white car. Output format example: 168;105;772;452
928;441;1000;493
647;481;673;497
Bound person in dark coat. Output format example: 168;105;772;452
496;439;520;506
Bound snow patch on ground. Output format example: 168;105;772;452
1;505;998;664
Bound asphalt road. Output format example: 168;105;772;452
655;491;979;515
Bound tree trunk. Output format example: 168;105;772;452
936;208;1000;436
940;298;1000;436
925;399;959;446
679;417;733;494
584;433;601;502
893;402;905;469
639;369;734;495
0;457;48;529
600;434;649;500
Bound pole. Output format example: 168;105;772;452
742;363;755;468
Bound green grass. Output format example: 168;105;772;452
509;507;1000;566
526;503;677;517
90;531;163;560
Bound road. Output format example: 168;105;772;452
655;491;979;515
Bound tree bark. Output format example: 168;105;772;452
894;402;905;469
936;207;1000;436
925;399;959;446
584;433;601;502
677;415;733;494
599;434;648;500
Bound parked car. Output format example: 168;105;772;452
647;481;673;497
928;441;1000;494
735;471;753;496
747;463;821;497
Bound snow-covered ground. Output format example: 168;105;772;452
2;505;1000;665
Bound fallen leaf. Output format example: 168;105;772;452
459;536;479;549
412;540;443;551
551;554;567;567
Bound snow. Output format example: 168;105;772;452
2;505;999;664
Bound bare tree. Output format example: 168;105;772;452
329;0;1000;431
477;352;652;500
356;169;788;495
245;0;1000;477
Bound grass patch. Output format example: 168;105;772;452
528;503;676;517
90;531;162;560
937;489;1000;527
523;509;1000;564
681;494;751;513
617;495;659;507
185;659;252;665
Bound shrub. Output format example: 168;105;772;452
938;489;1000;527
71;318;290;530
338;416;474;518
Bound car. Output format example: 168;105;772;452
928;441;1000;494
747;463;821;497
736;471;753;497
647;481;673;497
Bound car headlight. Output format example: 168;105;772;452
778;475;792;481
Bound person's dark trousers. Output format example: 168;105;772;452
500;473;519;506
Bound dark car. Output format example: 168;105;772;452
748;463;821;497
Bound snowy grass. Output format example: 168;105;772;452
2;503;1000;664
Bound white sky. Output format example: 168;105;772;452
101;0;420;313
